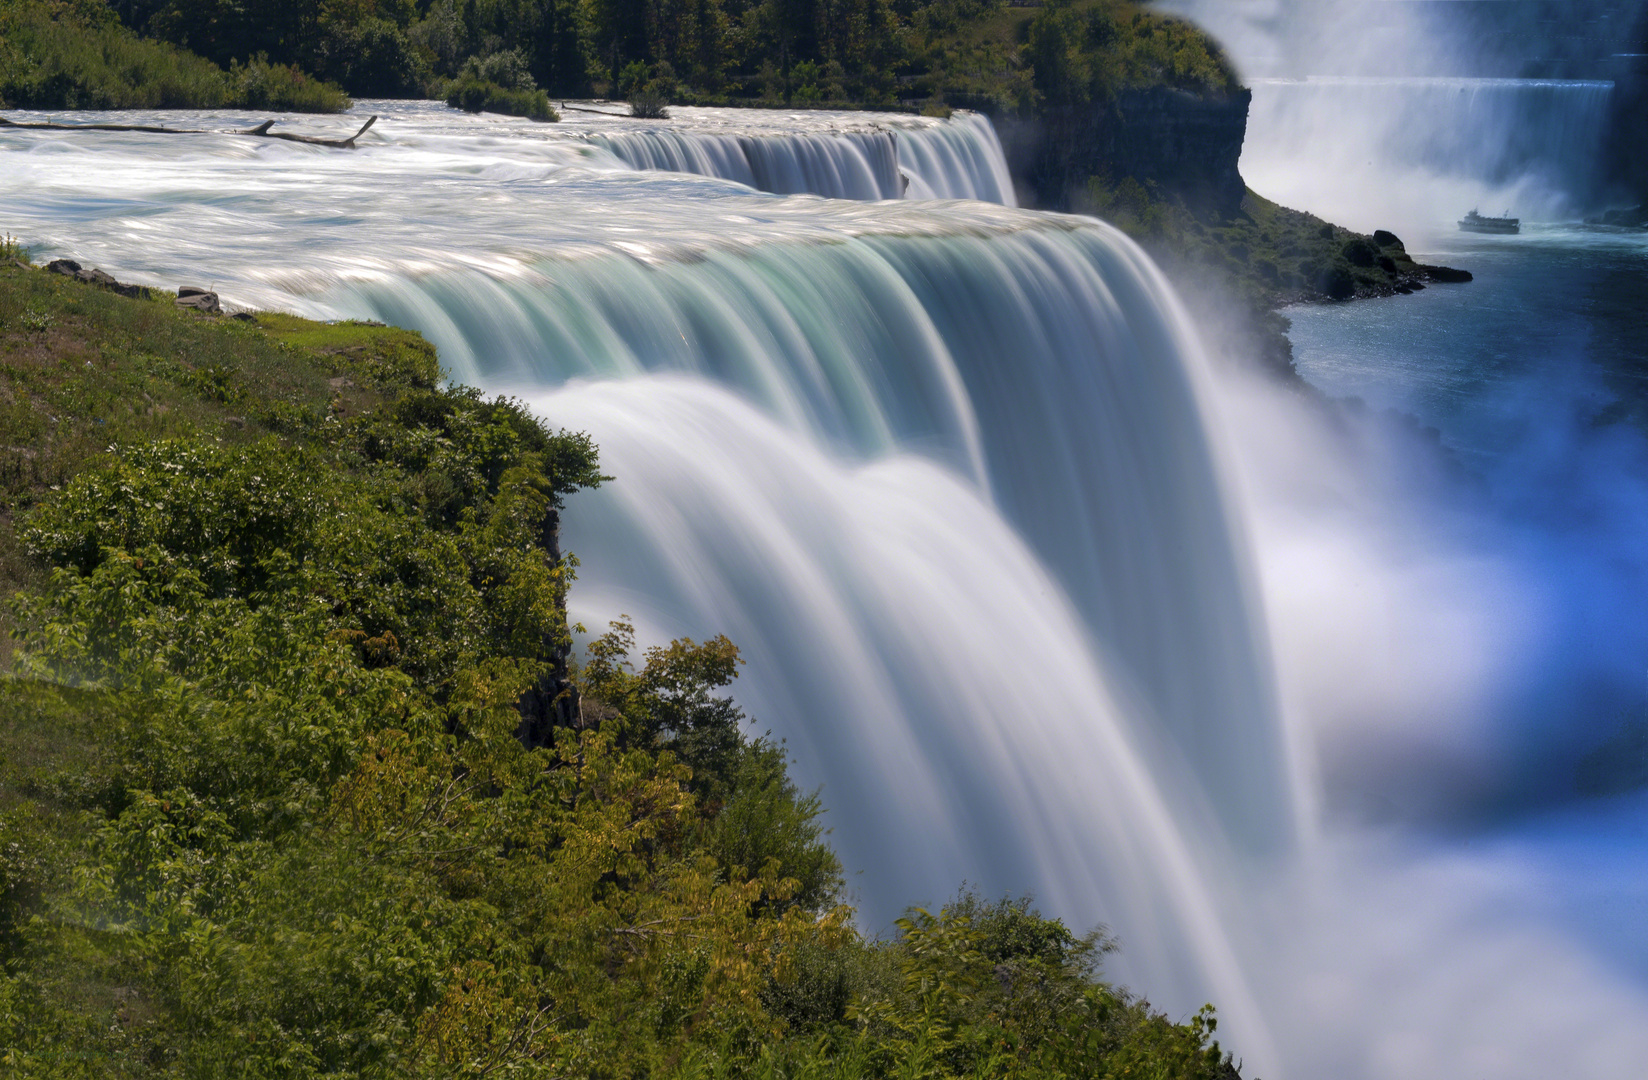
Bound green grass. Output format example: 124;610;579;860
0;257;437;614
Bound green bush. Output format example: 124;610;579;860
445;76;558;120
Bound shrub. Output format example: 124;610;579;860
629;84;670;118
463;48;538;92
1342;237;1378;267
445;77;558;120
1317;263;1356;300
230;57;352;112
624;63;676;118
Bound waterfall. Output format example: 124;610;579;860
1243;76;1614;221
586;109;1017;203
1157;0;1622;227
0;105;1282;1052
12;93;1648;1079
335;227;1292;864
592;127;904;199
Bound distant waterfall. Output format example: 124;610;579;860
591;111;1017;203
1246;77;1614;198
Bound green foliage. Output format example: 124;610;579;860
623;62;675;118
1027;0;1235;109
838;892;1238;1079
446;76;559;119
0;0;350;111
16;0;1234;116
577;618;846;915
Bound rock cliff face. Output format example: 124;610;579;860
999;85;1251;216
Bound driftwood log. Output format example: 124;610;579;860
0;115;378;148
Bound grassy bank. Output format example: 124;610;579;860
0;246;1245;1077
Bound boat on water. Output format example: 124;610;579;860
1459;208;1520;234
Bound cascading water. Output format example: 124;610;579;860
582;108;1016;202
338;227;1296;859
1158;0;1622;228
0;103;1283;1065
1240;76;1614;227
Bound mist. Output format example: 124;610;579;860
1158;0;1638;227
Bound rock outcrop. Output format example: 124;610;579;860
46;258;152;299
999;85;1252;216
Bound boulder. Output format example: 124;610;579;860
175;291;222;314
45;257;153;298
1372;229;1405;249
1420;264;1473;284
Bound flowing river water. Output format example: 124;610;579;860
3;99;1646;1078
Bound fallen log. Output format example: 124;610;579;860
237;115;377;147
0;116;188;134
0;114;378;148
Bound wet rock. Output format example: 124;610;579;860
1420;264;1473;283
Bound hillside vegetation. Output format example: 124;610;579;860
0;0;1231;115
0;245;1246;1076
0;0;349;111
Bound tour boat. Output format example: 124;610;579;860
1459;208;1520;234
